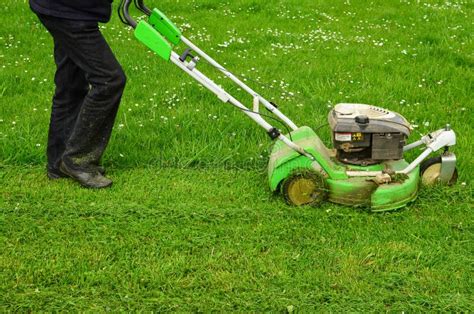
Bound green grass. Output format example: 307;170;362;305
1;0;473;311
1;166;473;311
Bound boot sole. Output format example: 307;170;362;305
59;163;113;189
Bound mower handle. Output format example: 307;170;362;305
120;0;152;28
136;0;151;15
120;0;136;28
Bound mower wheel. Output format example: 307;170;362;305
282;170;328;207
420;156;458;186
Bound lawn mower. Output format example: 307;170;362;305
119;0;458;211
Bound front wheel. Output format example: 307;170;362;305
420;156;458;185
281;170;328;206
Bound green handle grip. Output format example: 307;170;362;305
148;8;182;45
134;21;172;61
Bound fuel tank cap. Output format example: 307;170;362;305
355;115;369;124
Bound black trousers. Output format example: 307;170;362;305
37;14;126;172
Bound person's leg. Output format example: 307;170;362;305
37;15;126;186
47;39;89;177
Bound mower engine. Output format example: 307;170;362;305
328;103;412;165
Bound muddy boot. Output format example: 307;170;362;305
60;162;112;189
47;167;68;180
47;165;105;180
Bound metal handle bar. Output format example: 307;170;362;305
120;0;151;28
136;0;151;15
120;0;137;28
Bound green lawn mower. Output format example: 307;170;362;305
120;1;458;211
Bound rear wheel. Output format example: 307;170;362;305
420;156;458;185
282;170;328;206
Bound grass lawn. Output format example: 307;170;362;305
1;0;473;311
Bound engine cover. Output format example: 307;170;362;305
328;103;412;165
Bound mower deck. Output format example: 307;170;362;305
268;127;420;211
